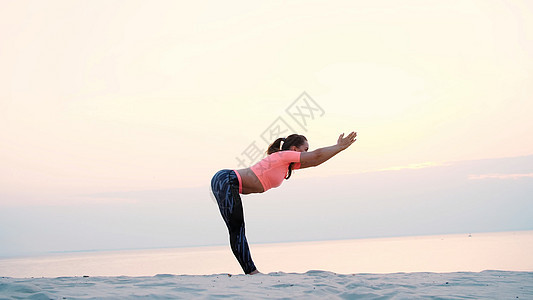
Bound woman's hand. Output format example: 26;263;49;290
299;131;357;169
337;131;357;150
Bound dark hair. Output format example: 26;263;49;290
266;134;307;180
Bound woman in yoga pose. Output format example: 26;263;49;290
210;131;357;274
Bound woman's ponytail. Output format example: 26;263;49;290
267;137;285;155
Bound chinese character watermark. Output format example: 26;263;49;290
235;91;325;168
260;116;296;145
236;141;265;168
286;91;325;131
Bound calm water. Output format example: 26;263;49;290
1;231;532;278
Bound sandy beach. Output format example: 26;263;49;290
1;270;532;299
1;231;532;299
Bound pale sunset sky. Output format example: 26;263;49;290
1;1;532;257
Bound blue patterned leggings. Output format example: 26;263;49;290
211;169;257;274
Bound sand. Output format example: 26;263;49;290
1;271;532;299
1;231;532;299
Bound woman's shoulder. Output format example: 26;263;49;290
271;150;297;155
271;150;300;160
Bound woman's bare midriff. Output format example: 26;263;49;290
235;168;264;194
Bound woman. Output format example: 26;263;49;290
210;131;357;275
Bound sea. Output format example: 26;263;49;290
1;231;532;299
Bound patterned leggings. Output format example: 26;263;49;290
211;169;257;274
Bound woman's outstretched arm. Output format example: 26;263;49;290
299;131;357;169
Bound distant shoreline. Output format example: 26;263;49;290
1;230;532;278
3;229;532;260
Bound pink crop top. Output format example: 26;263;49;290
250;151;301;192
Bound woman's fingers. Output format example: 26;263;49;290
350;132;357;141
338;131;357;147
345;131;357;146
338;133;344;144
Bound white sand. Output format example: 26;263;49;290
1;231;532;299
1;271;532;299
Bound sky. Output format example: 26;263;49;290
1;0;532;257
